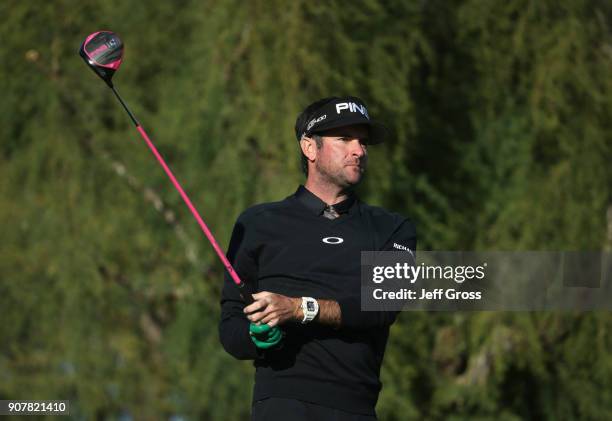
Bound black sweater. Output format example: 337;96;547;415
219;186;417;415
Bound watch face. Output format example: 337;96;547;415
307;302;315;311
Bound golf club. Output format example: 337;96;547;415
79;30;253;304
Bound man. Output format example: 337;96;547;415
219;96;417;420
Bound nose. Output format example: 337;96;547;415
349;139;367;158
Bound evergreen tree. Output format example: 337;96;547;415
0;0;610;419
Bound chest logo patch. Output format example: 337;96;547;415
322;236;344;245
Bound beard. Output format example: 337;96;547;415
315;159;365;188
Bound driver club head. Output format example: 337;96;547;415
79;31;124;87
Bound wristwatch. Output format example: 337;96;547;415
300;297;319;324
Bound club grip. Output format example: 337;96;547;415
238;283;254;305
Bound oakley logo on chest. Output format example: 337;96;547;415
322;237;344;245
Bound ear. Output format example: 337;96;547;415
300;136;318;162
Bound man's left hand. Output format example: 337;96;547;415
244;292;301;327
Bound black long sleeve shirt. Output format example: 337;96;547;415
219;186;417;415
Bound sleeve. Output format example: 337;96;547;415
337;219;417;331
218;213;262;360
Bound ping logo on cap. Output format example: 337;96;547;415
335;102;369;119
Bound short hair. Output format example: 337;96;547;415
300;134;323;175
295;97;338;175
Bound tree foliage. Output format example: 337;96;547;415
1;0;610;419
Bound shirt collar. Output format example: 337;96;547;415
294;185;357;216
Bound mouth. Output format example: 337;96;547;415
345;164;365;172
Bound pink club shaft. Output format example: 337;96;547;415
135;124;244;287
80;31;249;300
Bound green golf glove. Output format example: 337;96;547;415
249;323;283;349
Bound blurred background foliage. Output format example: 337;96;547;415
1;0;611;419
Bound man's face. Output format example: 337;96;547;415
310;124;369;188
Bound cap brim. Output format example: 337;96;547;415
311;116;388;144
